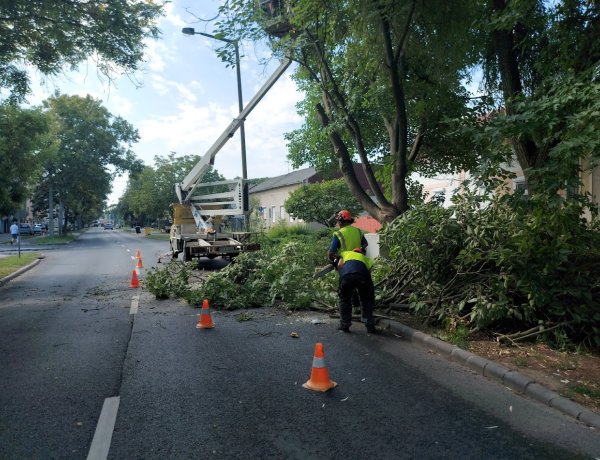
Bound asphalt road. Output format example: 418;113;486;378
0;228;599;459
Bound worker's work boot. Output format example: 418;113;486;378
337;323;350;333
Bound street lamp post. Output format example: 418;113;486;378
181;28;249;216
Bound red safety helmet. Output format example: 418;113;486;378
336;210;353;222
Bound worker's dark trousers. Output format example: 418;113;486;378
338;273;375;328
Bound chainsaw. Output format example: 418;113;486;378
312;258;338;279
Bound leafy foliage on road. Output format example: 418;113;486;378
144;260;195;300
145;227;337;311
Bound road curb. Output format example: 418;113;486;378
379;318;600;430
0;257;43;287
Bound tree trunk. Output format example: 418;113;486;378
48;181;54;238
491;0;543;193
373;12;411;215
314;103;394;223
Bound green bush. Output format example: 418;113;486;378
379;186;600;349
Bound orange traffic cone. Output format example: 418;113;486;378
136;257;144;269
135;249;141;259
129;269;140;288
196;299;214;329
303;342;337;392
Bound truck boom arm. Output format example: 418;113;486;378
175;57;292;204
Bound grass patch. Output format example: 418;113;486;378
236;311;255;322
0;253;42;277
31;235;76;245
564;384;600;407
511;355;531;367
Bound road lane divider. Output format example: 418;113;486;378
130;295;139;315
87;396;120;460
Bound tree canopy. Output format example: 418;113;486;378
0;0;164;103
214;0;485;223
33;93;142;230
211;1;600;220
284;179;361;227
117;153;225;225
479;0;600;196
0;103;47;214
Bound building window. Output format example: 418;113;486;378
431;189;445;205
280;206;285;221
513;177;528;198
271;206;276;223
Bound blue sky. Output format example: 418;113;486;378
28;0;303;204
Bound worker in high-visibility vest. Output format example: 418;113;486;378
328;210;369;329
328;210;368;262
336;248;376;333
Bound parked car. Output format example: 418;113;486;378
33;224;43;235
19;223;33;235
104;222;113;230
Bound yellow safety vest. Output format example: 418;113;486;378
333;225;363;256
340;250;374;270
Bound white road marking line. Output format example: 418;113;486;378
87;396;120;460
130;295;139;315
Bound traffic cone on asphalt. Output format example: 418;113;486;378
196;299;214;329
303;342;337;392
136;257;144;269
129;269;140;288
135;249;141;259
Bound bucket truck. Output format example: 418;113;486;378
170;57;292;261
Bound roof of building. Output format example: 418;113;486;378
249;167;317;193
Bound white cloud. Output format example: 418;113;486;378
143;40;169;73
25;1;308;205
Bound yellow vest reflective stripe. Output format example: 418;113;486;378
334;226;363;255
340;250;373;270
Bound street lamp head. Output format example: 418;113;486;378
181;27;196;35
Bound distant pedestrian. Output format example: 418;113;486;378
10;220;18;245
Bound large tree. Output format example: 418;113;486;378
481;0;600;195
214;0;483;223
0;0;164;103
0;103;47;215
34;93;142;232
117;153;225;225
284;179;361;228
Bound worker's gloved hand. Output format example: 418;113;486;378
329;257;339;269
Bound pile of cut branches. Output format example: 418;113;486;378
145;231;339;312
375;187;600;349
